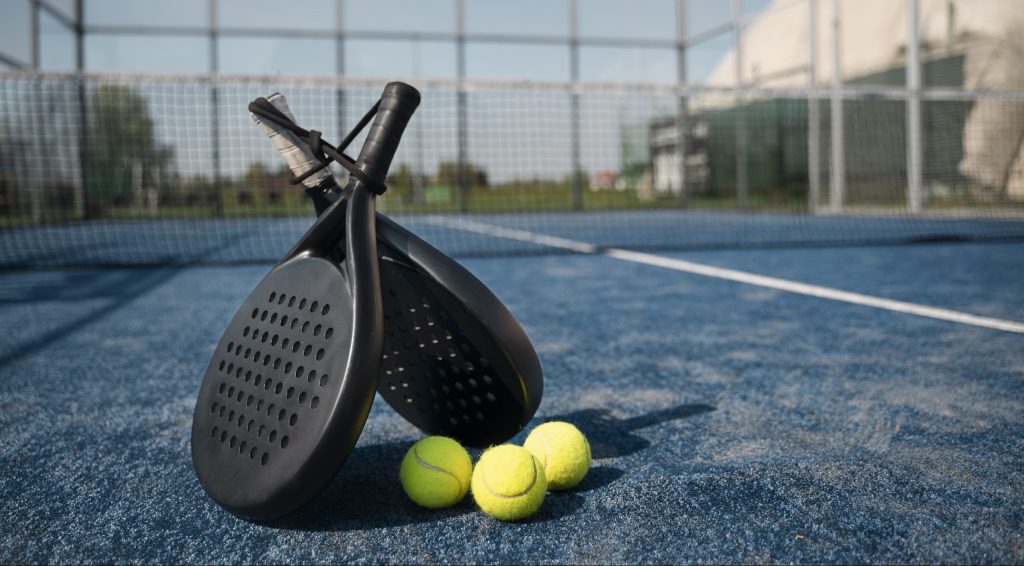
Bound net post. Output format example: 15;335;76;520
455;0;469;213
569;0;583;211
74;0;88;220
675;0;689;208
906;0;924;214
209;0;223;218
828;0;845;213
732;0;748;208
807;0;821;214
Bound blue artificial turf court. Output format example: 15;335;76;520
1;211;1023;563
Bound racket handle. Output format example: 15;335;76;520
250;93;337;192
356;82;421;185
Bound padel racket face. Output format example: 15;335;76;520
375;219;543;446
193;83;419;520
191;190;380;521
191;250;362;518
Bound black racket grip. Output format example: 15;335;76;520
356;82;421;185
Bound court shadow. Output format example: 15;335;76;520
0;267;182;369
278;440;475;532
0;268;175;304
532;490;585;522
279;404;713;531
573;465;625;494
520;465;623;523
548;403;716;460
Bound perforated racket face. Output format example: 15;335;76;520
191;257;367;520
377;256;530;446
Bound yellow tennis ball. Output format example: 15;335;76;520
399;436;472;509
471;444;546;521
523;421;591;490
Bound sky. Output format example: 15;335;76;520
3;0;774;83
1;0;775;184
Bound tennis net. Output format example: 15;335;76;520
2;71;1023;267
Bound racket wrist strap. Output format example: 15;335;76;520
248;98;389;195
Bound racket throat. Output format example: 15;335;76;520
305;185;340;216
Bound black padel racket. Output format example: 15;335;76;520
249;93;543;447
192;82;420;521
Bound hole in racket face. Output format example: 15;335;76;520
377;256;527;446
192;258;355;516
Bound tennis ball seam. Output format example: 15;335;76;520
480;456;539;499
413;446;465;493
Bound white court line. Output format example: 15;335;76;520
426;216;1024;334
427;216;599;254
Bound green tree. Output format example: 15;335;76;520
85;85;174;215
387;163;429;203
241;161;271;186
435;161;488;188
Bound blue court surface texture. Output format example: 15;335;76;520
1;214;1023;563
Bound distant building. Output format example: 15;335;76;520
648;115;710;196
701;0;1024;200
591;170;618;191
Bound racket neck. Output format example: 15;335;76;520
306;178;343;216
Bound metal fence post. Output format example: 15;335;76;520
807;0;821;213
829;0;845;213
336;0;346;144
906;0;923;213
209;0;222;217
455;0;469;213
732;0;748;207
29;0;38;73
411;41;425;204
569;0;583;211
676;0;688;207
75;0;88;219
29;0;43;224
